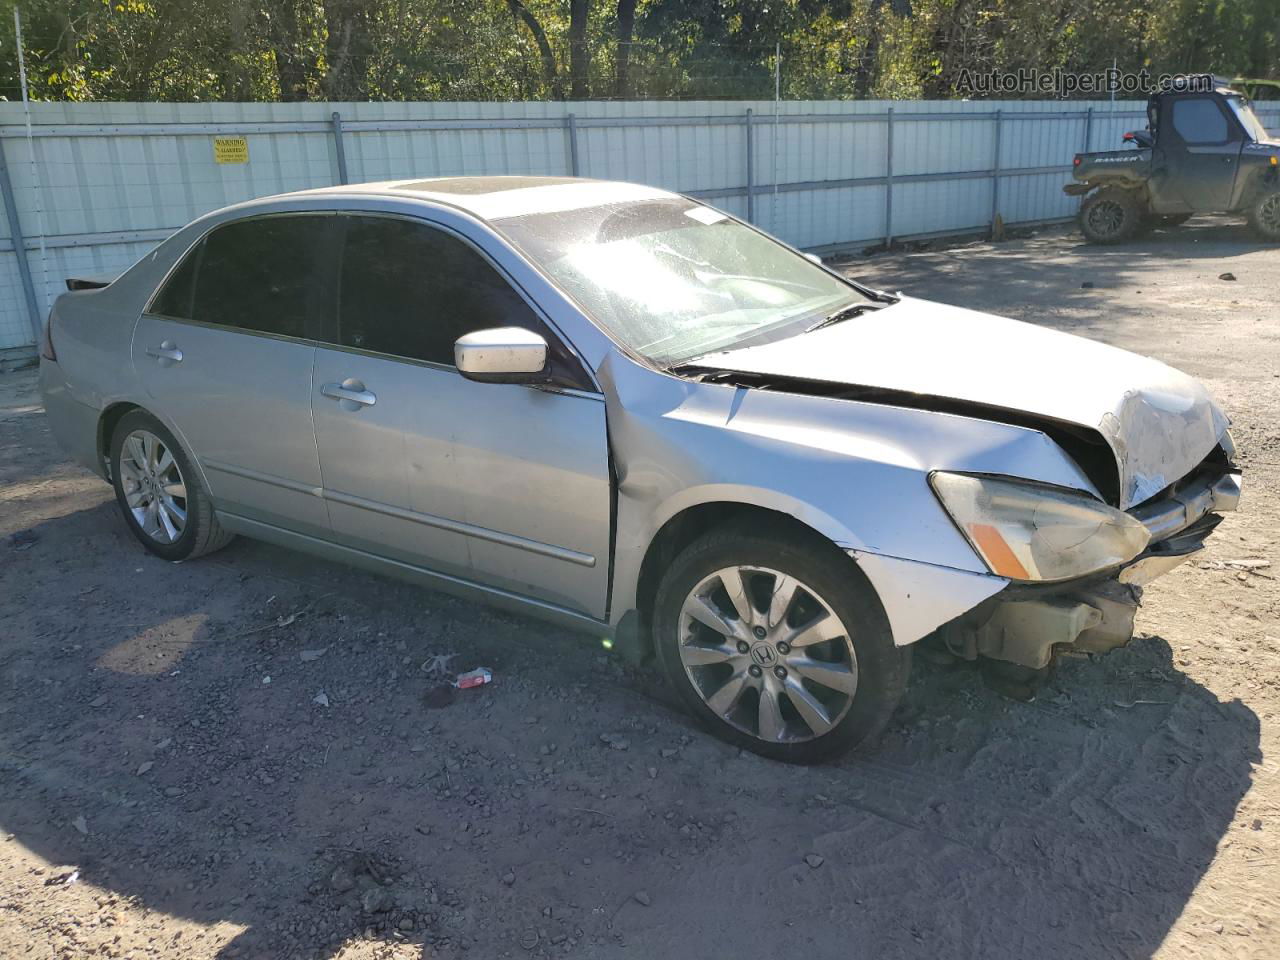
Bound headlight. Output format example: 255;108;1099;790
930;472;1150;582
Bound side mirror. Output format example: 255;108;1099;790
454;327;549;384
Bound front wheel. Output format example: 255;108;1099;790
1247;190;1280;242
1080;188;1146;244
652;521;910;764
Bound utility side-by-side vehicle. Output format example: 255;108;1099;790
1067;83;1280;243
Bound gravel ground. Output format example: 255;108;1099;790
1;216;1277;960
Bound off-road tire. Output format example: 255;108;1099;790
1247;190;1280;242
109;409;234;562
652;518;910;764
1080;188;1146;244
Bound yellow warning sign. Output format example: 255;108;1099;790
213;136;249;164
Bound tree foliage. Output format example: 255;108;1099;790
1;0;1276;102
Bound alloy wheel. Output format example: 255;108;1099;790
118;429;188;544
1086;199;1125;238
677;565;858;743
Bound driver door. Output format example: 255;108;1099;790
311;214;612;619
1161;96;1243;211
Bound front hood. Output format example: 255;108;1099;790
698;297;1228;509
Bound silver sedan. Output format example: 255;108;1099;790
39;176;1241;762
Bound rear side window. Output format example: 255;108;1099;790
1171;98;1231;144
150;215;332;339
336;216;541;365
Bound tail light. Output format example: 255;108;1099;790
1072;155;1081;166
39;314;56;362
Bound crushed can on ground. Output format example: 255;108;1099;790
454;667;493;690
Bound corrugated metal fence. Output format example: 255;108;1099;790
2;98;1276;356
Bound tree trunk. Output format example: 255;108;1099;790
322;0;371;100
614;0;636;99
225;3;253;101
266;1;309;101
569;0;591;99
506;0;561;98
854;0;885;99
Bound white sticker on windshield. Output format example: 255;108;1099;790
684;206;727;225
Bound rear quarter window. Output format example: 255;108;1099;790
150;241;200;320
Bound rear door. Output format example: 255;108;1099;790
132;214;334;537
311;213;612;618
1161;96;1244;211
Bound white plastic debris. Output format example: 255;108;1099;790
421;652;459;678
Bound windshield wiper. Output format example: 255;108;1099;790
804;301;884;334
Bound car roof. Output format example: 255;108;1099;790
268;175;681;223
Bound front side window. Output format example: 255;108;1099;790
1171;98;1232;144
150;215;332;339
494;198;866;366
336;216;541;366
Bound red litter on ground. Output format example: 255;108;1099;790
454;667;493;690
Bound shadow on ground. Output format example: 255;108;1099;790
0;492;1261;959
844;217;1268;336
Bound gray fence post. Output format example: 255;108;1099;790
990;108;1003;230
1083;106;1094;153
566;113;580;177
884;107;895;247
331;111;349;185
745;109;754;222
0;135;43;344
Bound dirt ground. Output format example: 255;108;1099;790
1;216;1277;960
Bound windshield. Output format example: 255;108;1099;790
1227;97;1270;141
494;198;868;366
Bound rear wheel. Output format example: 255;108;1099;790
109;410;234;561
652;521;910;764
1247;190;1280;242
1080;188;1145;244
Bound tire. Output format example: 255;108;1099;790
109;410;234;561
1247;190;1280;242
652;519;910;764
1080;187;1146;244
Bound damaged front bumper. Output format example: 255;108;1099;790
937;466;1241;669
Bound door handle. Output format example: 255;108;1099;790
145;342;183;364
321;380;376;408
